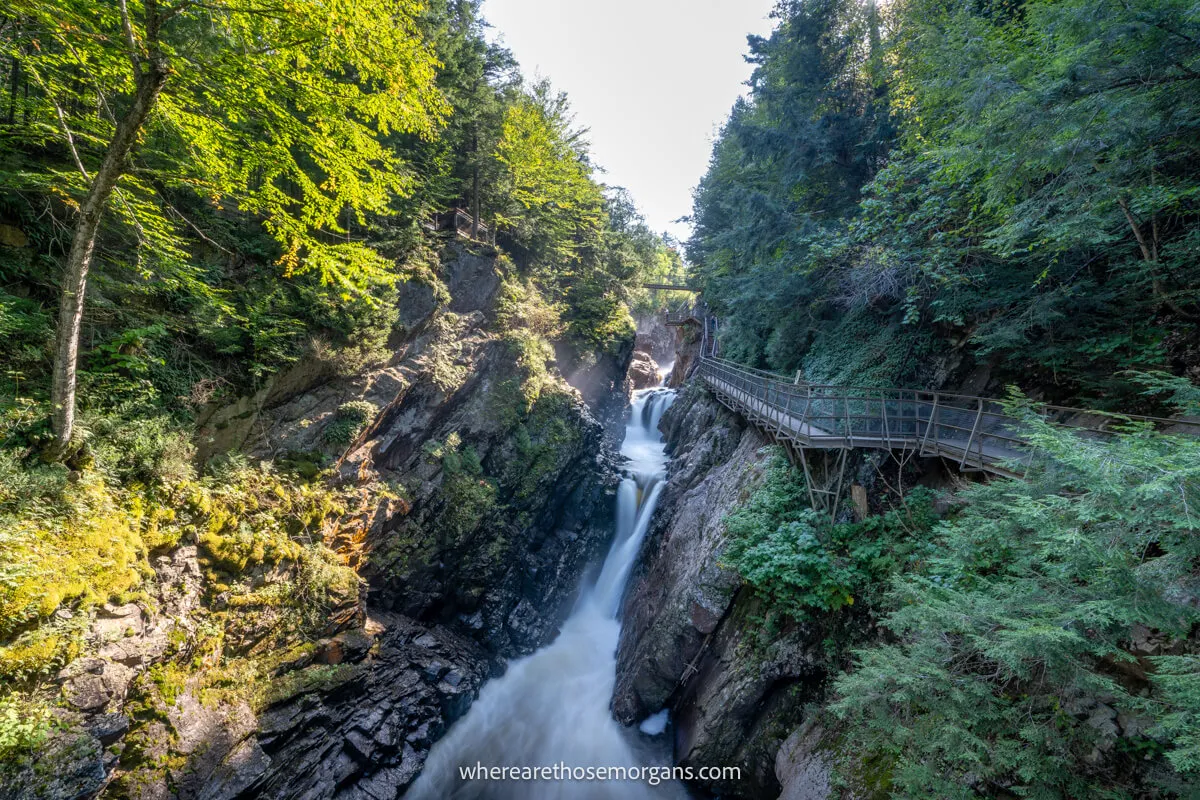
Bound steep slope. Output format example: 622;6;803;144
5;243;632;800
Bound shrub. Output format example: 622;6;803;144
721;448;935;621
321;400;378;446
87;411;196;485
831;418;1200;797
0;694;54;765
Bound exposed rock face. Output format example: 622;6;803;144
776;721;835;800
236;617;489;800
11;243;633;800
223;240;625;663
667;323;702;388
614;383;821;799
635;314;676;366
556;334;637;447
352;338;621;656
628;350;661;390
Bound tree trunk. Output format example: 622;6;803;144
48;67;167;456
7;56;18;125
471;129;481;239
1117;195;1198;321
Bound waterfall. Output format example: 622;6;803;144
407;388;682;799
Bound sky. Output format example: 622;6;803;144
482;0;778;244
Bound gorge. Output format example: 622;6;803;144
3;1;1200;799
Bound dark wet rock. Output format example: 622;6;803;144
556;333;637;446
0;729;107;800
615;383;819;798
348;331;622;658
235;619;488;799
86;712;131;745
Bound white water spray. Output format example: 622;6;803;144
408;389;682;800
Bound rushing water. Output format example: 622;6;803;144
408;389;683;800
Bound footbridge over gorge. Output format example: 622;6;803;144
681;316;1200;516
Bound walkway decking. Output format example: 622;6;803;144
696;352;1200;479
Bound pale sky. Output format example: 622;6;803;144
482;0;778;243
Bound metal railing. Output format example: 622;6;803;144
695;347;1200;478
664;311;698;326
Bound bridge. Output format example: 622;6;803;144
686;317;1200;515
642;283;699;292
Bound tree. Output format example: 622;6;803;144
3;0;446;455
412;0;519;233
493;80;605;263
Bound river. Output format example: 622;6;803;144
408;388;684;799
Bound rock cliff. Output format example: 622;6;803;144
10;243;631;800
614;383;822;799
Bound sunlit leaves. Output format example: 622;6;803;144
3;0;447;294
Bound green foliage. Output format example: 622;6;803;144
429;433;496;543
494;83;605;263
831;419;1200;797
505;390;582;501
723;448;935;621
86;411;197;486
0;694;54;764
4;0;446;289
689;0;1200;406
322;401;379;447
1128;372;1200;417
1151;656;1200;774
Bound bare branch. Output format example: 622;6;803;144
23;63;90;181
117;0;144;74
1117;196;1153;263
158;191;234;254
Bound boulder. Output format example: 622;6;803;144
59;657;135;713
629;351;662;390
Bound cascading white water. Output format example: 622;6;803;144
657;360;675;387
408;388;682;800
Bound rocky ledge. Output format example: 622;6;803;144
614;382;823;799
7;243;632;800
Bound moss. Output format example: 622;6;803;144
1;412;370;786
439;473;498;544
321;400;378;446
424;434;499;544
147;663;189;709
368;524;433;580
257;663;363;709
504;388;582;500
277;450;328;480
197;525;303;576
0;473;152;639
0;630;80;684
